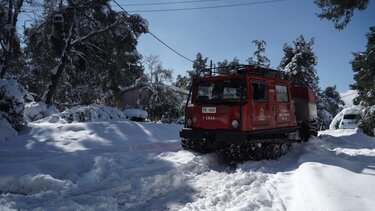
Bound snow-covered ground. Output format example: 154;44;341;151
1;120;375;210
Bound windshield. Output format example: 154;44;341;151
195;79;247;103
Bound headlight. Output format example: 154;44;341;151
231;120;239;129
187;119;192;127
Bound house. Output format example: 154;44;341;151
119;82;189;110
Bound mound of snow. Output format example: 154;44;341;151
0;79;27;131
124;109;148;120
36;114;67;124
60;105;126;123
0;114;17;142
0;174;75;195
25;102;59;122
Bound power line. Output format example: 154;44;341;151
20;0;286;63
22;0;286;14
118;0;230;7
127;0;285;13
341;92;358;98
112;0;195;63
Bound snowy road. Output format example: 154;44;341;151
1;121;375;210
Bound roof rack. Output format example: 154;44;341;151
195;65;286;79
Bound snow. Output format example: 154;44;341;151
25;102;49;121
0;79;27;131
0;114;17;142
124;108;148;119
59;104;127;123
0;79;25;104
0;117;375;210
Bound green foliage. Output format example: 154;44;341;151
173;74;190;90
350;26;375;136
247;40;270;68
360;107;375;136
314;0;369;30
350;26;375;106
192;52;208;75
279;35;319;92
140;84;183;122
23;0;147;106
0;79;27;131
317;86;345;129
217;57;240;75
322;85;345;115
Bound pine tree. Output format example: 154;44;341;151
192;52;208;76
350;26;375;106
317;86;345;129
350;26;375;136
323;86;345;115
217;57;240;75
314;0;369;30
247;40;270;68
279;35;319;92
173;74;190;90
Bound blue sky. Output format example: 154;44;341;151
117;0;375;92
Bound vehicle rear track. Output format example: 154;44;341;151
182;138;292;163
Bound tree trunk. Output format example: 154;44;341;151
45;59;67;105
0;0;24;78
45;7;76;105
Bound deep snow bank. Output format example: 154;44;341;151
0;121;374;210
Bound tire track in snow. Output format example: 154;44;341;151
163;154;291;211
0;141;181;160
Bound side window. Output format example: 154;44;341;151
252;82;268;101
275;84;289;103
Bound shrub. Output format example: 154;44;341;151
360;106;375;137
60;105;126;123
0;79;27;131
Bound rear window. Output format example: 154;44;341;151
343;114;358;120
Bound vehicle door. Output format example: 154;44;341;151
251;80;272;128
274;83;292;124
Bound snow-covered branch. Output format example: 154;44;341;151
70;19;119;46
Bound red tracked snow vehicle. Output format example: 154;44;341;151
180;65;318;162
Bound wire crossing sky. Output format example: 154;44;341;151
124;0;375;92
127;0;285;13
18;0;375;92
113;0;195;63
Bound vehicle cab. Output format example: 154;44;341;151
182;65;299;146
